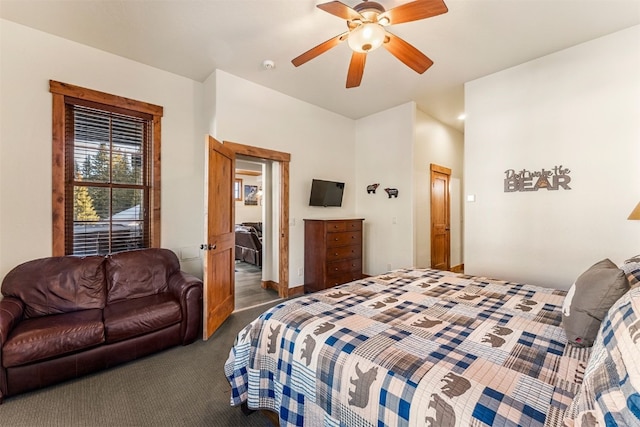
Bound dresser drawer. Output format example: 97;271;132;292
327;258;361;275
304;218;364;293
326;245;360;262
326;231;361;247
325;272;362;288
325;220;363;233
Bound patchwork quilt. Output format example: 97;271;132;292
565;286;640;426
225;268;592;426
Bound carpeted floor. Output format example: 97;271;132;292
0;302;281;427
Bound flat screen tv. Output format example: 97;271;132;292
309;179;345;207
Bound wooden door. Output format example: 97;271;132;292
430;164;451;271
203;135;235;339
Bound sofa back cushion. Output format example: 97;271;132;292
105;248;180;304
1;256;106;318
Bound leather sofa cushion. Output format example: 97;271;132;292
3;309;104;368
235;230;261;251
1;256;106;318
103;293;182;343
106;248;180;304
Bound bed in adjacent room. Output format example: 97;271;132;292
225;261;640;426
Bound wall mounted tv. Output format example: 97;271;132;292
309;179;345;207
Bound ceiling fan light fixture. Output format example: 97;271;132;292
347;22;385;53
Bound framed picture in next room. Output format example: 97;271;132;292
244;185;258;206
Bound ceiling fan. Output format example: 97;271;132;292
291;0;448;88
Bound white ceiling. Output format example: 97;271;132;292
1;0;639;133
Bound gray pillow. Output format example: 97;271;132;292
561;259;630;347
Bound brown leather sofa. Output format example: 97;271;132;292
235;225;262;267
0;248;203;403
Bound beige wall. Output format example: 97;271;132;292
0;20;206;280
464;25;640;289
414;109;464;269
353;103;464;276
354;103;416;275
5;17;630;293
235;173;263;224
209;70;357;288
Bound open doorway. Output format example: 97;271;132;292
234;158;279;310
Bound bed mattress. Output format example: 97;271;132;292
225;268;591;426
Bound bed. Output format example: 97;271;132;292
225;264;640;426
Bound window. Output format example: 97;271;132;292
234;178;243;201
50;81;163;256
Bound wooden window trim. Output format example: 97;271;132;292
50;80;163;256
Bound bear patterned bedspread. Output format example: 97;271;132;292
224;268;591;426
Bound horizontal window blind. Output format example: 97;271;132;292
68;104;151;255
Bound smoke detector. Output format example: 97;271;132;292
262;59;275;70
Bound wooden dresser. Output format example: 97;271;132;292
304;218;364;293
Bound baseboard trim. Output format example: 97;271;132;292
261;280;278;291
450;264;465;273
287;285;305;298
261;281;304;299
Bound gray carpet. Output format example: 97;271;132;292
0;302;281;427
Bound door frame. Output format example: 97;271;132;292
223;141;291;298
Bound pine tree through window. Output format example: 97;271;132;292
50;81;163;256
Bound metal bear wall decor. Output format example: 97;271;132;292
504;165;571;192
384;188;399;198
366;183;380;194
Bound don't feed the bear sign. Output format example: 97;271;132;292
504;165;571;192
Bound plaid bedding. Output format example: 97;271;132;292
564;286;640;426
225;268;591;426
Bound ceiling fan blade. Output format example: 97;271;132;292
379;0;448;25
292;32;349;67
383;31;433;74
346;52;367;88
317;1;363;21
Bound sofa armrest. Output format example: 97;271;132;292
0;297;24;347
167;272;203;344
0;297;24;403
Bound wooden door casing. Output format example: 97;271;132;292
222;141;291;298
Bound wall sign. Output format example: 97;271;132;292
504;165;571;192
